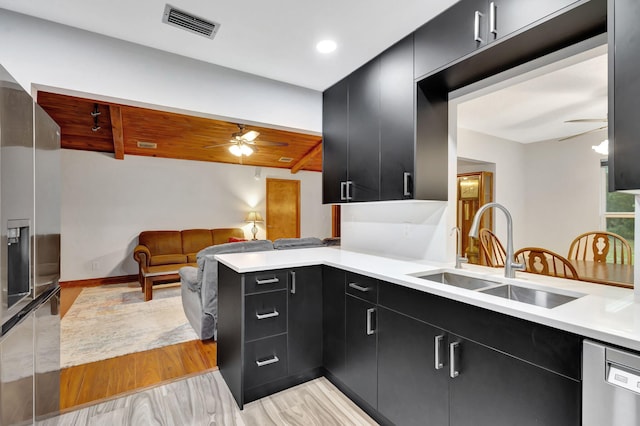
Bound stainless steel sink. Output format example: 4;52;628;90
479;284;579;309
416;272;500;290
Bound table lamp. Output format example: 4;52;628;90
245;211;264;240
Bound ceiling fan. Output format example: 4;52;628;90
204;123;288;157
558;117;608;141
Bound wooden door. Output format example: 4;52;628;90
457;171;493;265
266;178;300;241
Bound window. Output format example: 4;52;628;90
601;163;635;260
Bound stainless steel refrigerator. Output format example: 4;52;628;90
0;64;61;425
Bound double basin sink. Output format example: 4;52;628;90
414;272;582;309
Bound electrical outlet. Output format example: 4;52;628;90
91;261;99;271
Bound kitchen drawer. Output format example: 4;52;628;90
245;290;287;341
244;270;288;295
345;272;378;303
244;334;288;389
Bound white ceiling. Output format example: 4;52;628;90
0;0;458;91
457;48;608;144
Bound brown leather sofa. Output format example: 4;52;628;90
133;228;245;298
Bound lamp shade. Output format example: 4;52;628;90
245;211;264;223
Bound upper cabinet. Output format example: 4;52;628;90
323;35;446;204
608;0;640;190
414;0;579;79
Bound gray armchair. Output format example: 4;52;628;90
179;240;274;340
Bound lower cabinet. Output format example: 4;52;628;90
322;266;346;382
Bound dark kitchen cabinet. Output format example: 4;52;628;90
414;0;580;79
347;58;381;202
322;78;349;204
380;34;415;200
448;335;581;426
288;266;323;375
608;0;640;190
322;35;426;203
344;294;377;410
322;266;346;381
377;307;449;426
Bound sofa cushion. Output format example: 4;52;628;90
181;229;213;255
273;237;324;250
212;228;246;245
150;254;188;266
139;231;183;256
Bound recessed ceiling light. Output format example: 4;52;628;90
316;40;337;54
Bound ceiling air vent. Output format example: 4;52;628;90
278;157;294;163
162;4;220;39
137;141;157;149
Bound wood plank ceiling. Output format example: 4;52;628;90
36;92;323;172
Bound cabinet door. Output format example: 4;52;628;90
609;0;640;190
344;295;377;409
448;336;581;426
288;266;322;375
347;58;380;202
414;0;488;79
377;307;449;426
322;78;349;203
322;266;346;381
380;34;415;201
488;0;578;42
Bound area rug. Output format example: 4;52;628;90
61;283;198;368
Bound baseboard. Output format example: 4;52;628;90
60;275;138;288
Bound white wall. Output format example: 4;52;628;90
457;128;606;255
0;9;321;133
61;150;330;281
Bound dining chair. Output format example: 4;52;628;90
567;231;632;265
478;228;506;268
514;247;579;280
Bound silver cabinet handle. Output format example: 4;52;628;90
340;181;347;201
290;271;296;295
435;335;445;370
346;180;353;200
403;172;412;197
450;342;460;378
349;282;371;292
366;308;375;335
256;310;279;320
489;2;497;35
256;355;279;367
474;11;483;43
256;277;279;285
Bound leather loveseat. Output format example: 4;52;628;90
132;228;246;298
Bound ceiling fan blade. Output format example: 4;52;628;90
558;125;608;141
253;140;289;147
241;130;260;142
565;118;608;123
204;142;235;148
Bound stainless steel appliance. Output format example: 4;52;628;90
0;63;61;424
583;340;640;426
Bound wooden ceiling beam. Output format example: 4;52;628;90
109;105;125;160
291;140;322;174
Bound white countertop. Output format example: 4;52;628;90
216;247;640;352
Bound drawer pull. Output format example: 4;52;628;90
256;310;279;320
256;355;280;367
256;277;279;285
349;282;371;292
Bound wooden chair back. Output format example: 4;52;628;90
514;247;579;280
567;231;632;265
478;228;506;268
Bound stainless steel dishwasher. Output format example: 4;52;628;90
583;340;640;425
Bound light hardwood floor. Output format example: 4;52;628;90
59;286;217;410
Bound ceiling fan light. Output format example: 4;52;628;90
242;130;260;142
591;139;609;155
240;144;254;156
229;144;242;156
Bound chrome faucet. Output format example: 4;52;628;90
468;202;524;278
450;226;468;269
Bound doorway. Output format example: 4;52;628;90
266;178;300;241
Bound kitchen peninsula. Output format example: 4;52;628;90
215;246;639;425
